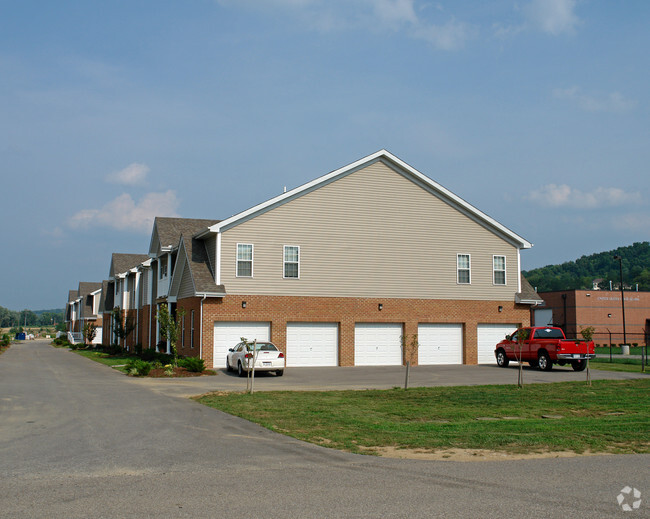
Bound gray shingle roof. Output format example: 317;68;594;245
67;289;78;303
110;253;150;277
154;217;220;251
516;275;544;305
180;234;225;296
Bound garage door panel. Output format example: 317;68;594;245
477;324;518;364
286;323;338;367
418;324;463;365
213;321;270;368
354;323;402;366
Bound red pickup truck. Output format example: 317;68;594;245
494;326;595;372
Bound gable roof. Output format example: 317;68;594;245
149;217;221;256
195;150;533;250
67;289;79;303
98;280;110;315
169;234;226;299
516;275;544;305
109;253;150;279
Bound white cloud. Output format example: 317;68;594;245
106;162;150;185
522;0;580;35
528;184;642;209
68;190;180;233
553;86;637;113
494;0;580;39
216;0;474;50
413;18;473;50
369;0;417;25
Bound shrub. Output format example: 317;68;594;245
126;359;152;377
1;334;11;348
141;349;173;364
178;357;205;373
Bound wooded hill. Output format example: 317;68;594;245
523;242;650;293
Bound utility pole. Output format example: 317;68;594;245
613;255;627;346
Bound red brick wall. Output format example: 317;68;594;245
541;290;650;344
196;295;530;368
176;298;202;358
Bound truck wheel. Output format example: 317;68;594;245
572;360;587;372
496;350;509;367
538;352;553;371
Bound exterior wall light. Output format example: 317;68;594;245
378;303;383;311
498;306;503;313
242;301;247;309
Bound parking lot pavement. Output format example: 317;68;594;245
127;359;649;398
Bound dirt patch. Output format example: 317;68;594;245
358;445;607;462
147;367;216;378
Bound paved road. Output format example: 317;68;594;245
1;340;647;518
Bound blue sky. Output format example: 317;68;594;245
1;0;648;310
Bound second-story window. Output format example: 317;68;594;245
237;244;253;277
160;256;168;279
493;255;506;285
457;254;471;284
283;245;300;278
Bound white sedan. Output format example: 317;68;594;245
226;341;285;377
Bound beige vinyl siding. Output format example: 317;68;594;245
220;161;520;300
177;264;195;299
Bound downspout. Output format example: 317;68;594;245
200;294;207;363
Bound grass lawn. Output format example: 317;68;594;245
595;346;645;355
590;358;648;373
73;349;137;370
196;379;650;456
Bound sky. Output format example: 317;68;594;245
1;0;649;311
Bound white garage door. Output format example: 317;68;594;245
213;321;270;368
418;324;463;365
477;324;518;364
354;323;402;366
286;323;338;367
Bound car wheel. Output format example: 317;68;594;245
226;358;232;372
496;350;509;367
538;352;553;371
572;360;587;372
276;369;284;377
237;361;245;377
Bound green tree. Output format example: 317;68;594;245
83;322;97;347
156;304;185;365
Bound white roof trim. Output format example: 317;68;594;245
200;150;532;249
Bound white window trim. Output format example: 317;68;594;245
283;245;300;279
493;255;507;286
457;253;471;285
236;243;254;278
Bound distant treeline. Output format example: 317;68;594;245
0;306;65;328
523;242;650;293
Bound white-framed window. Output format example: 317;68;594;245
181;314;185;348
493;255;506;285
190;310;195;348
283;245;300;279
236;244;253;277
159;256;168;279
457;254;471;284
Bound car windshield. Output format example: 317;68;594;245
250;342;277;351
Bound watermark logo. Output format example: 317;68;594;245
617;487;642;512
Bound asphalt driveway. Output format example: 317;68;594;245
1;340;647;518
129;353;647;398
